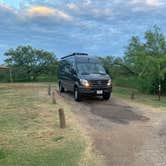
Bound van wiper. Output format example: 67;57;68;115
100;73;106;75
92;72;106;75
80;72;90;75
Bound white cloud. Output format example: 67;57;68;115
26;6;72;21
0;2;14;12
83;0;92;5
146;0;160;6
67;3;79;11
130;0;165;7
0;2;73;22
91;8;112;17
27;6;56;16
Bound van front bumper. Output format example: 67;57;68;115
79;87;112;96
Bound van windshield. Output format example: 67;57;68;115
76;63;106;75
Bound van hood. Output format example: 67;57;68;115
78;73;110;80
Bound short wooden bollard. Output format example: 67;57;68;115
48;84;51;96
56;89;61;96
52;91;56;104
158;84;161;101
58;108;66;128
131;89;135;100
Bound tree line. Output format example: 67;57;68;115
0;26;166;94
0;46;58;82
99;26;166;95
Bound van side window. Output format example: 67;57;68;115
67;57;75;70
62;57;73;72
63;59;71;73
59;60;66;73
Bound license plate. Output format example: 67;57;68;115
97;90;103;94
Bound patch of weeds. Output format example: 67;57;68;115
0;148;7;160
53;136;64;142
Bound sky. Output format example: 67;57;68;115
0;0;166;63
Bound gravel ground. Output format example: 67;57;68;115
61;93;166;166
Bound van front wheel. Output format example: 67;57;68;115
74;87;81;102
103;93;111;100
59;82;65;93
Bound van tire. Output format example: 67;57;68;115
59;82;65;93
103;93;111;100
74;87;81;102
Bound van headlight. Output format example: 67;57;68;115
107;80;112;86
80;79;90;87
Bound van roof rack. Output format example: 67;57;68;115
61;53;88;59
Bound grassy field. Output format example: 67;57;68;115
113;86;166;110
0;83;103;166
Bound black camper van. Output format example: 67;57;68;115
58;53;112;101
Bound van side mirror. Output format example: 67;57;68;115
105;68;109;74
71;68;77;75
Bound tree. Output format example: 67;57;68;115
5;46;58;82
98;56;127;76
125;26;166;94
98;56;114;75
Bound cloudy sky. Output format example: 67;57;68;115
0;0;166;63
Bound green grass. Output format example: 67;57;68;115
113;86;166;109
0;83;100;166
113;76;139;89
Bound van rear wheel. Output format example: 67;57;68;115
74;87;81;102
59;82;65;93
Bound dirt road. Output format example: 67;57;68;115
61;93;166;166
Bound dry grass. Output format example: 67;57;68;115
0;83;103;166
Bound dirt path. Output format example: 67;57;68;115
61;92;166;166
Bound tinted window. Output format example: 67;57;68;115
76;63;106;75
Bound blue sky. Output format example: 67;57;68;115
0;0;166;64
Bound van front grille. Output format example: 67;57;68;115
89;80;108;88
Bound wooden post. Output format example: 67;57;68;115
58;108;66;128
9;68;13;83
158;84;161;101
56;89;61;96
48;84;51;96
131;89;135;100
52;91;56;104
